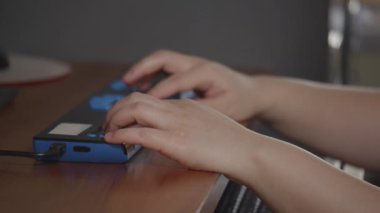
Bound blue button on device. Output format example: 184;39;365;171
89;94;124;111
110;80;128;91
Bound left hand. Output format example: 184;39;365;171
122;50;265;123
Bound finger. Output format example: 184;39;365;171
104;92;158;128
136;75;154;91
106;101;171;132
105;127;169;152
148;68;212;99
123;50;200;84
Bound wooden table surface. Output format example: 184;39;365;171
0;63;227;213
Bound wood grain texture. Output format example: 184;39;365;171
0;63;227;213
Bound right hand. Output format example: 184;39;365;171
123;50;264;123
104;92;257;175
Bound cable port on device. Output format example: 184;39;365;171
73;146;91;153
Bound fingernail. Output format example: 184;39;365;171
105;132;113;140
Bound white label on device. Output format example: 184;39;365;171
49;123;92;136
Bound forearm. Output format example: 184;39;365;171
226;132;380;213
251;76;380;170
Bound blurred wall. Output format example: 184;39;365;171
0;0;328;81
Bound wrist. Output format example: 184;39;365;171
221;130;265;185
249;75;291;121
248;75;276;117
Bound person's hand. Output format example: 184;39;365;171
104;92;255;173
123;50;266;123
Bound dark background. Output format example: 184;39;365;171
0;0;328;81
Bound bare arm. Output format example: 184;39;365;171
251;76;380;170
104;93;380;213
236;131;380;213
122;50;380;169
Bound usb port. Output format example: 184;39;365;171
73;146;91;152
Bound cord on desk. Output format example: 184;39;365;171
0;143;66;160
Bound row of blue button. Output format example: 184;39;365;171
89;80;139;111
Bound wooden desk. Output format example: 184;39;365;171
0;63;227;213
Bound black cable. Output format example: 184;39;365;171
0;144;66;160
